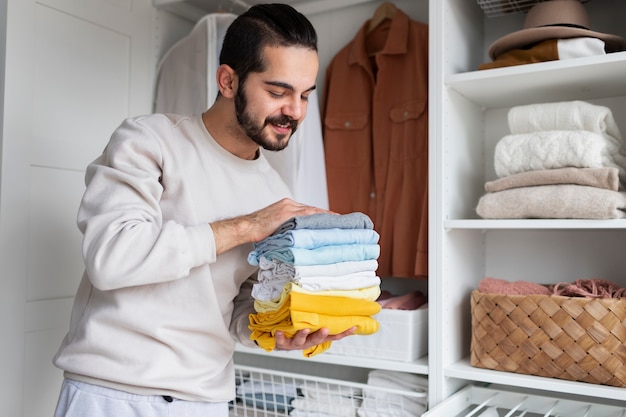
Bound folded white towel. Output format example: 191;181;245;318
493;131;626;184
297;381;361;399
291;397;359;417
365;370;429;393
357;398;426;417
508;100;623;140
356;370;428;417
251;274;382;301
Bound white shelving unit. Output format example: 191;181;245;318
149;0;626;413
430;0;626;412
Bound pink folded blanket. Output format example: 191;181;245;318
478;277;626;298
377;290;427;310
478;277;551;295
552;278;626;298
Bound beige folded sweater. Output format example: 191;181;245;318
476;184;626;219
484;167;620;192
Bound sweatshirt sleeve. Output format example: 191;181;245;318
78;116;216;291
230;275;258;348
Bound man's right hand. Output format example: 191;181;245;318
210;198;332;255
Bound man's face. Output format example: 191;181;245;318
235;46;319;151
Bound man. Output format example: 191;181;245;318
52;4;355;416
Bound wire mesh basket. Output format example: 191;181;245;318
423;385;626;416
476;0;591;17
230;364;428;416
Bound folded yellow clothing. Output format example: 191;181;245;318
249;298;380;335
290;282;381;300
254;283;382;315
290;310;379;334
249;312;379;357
290;290;382;316
249;289;380;357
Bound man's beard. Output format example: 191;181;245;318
235;86;298;152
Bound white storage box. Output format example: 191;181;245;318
327;307;428;362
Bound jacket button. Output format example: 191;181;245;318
344;121;352;128
370;192;376;199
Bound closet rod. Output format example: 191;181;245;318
297;0;379;16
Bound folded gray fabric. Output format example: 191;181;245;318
484;167;620;192
273;212;374;235
476;184;626;219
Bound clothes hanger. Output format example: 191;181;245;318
231;0;251;12
366;1;398;34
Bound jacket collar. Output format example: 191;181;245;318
348;9;411;66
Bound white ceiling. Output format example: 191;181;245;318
154;0;379;21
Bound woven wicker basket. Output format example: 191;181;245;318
470;290;626;387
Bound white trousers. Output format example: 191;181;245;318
54;379;229;417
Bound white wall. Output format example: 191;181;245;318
1;0;155;415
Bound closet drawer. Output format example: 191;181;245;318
326;307;428;362
423;385;626;416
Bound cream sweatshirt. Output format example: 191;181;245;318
53;113;291;402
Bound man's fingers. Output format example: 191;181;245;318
291;328;311;346
274;327;356;351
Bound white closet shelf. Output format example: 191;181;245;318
447;51;626;108
445;358;626;404
444;219;626;230
235;343;429;375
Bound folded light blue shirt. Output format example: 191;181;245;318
253;228;380;253
248;244;380;266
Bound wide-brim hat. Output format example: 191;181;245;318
488;0;626;60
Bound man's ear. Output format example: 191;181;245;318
216;64;238;99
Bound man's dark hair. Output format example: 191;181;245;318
220;3;318;88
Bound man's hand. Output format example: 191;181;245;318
211;198;332;256
274;327;357;351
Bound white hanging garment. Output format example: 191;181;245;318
154;13;329;209
154;13;237;114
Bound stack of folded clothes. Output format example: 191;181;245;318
247;212;382;357
290;381;362;417
235;378;298;414
479;38;609;70
357;370;428;417
477;100;626;219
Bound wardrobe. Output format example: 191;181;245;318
2;0;626;415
